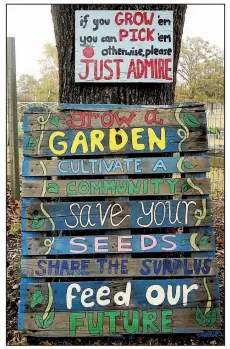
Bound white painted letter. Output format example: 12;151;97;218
167;285;181;305
114;282;131;306
110;203;130;227
153;201;166;226
66;283;81;310
65;203;80;228
82;288;95;308
96;286;110;306
183;284;198;306
141;235;157;251
161;235;177;251
118;236;132;252
95;237;109;253
70;237;87;253
79;204;96;228
146;285;165;305
137;201;154;227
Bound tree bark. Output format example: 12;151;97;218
51;4;187;104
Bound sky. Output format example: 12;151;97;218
7;4;224;79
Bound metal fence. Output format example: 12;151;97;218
206;103;224;194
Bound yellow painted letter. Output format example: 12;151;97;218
49;131;67;155
109;129;128;151
132;128;145;150
71;131;88;154
90;130;105;152
148;128;166;151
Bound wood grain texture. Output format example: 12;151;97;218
23;126;208;157
58;103;205;110
21;199;213;231
23;105;206;131
19;102;221;338
19;277;220;312
22;156;210;177
21;257;217;278
22;233;215;256
22;178;210;198
19;307;221;337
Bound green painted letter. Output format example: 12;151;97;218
66;181;77;195
165;178;180;194
123;310;139;333
162;310;173;333
69;312;85;336
104;311;120;335
143;311;160;333
88;312;103;336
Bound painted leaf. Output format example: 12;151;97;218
34;314;44;329
49;115;59;128
182;182;188;193
200;236;209;246
31;290;45;309
31;215;45;229
43;308;55;329
183;113;200;128
183;161;197;169
47;183;59;194
26;136;39;150
195;305;206;327
206;307;217;326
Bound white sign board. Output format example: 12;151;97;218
75;11;173;83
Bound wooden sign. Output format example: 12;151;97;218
23;104;208;157
22;178;210;197
21;257;217;278
19;103;221;338
75;11;173;83
19;278;221;336
22;233;215;256
19;278;220;311
23;126;207;157
23;104;206;131
22;156;210;177
21;199;213;231
20;308;221;337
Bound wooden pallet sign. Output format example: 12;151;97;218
18;104;221;338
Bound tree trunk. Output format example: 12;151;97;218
51;4;187;104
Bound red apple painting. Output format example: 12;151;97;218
82;44;94;58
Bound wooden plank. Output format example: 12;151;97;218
23;106;206;131
23;126;208;157
7;37;20;200
22;178;211;198
21;199;213;231
22;232;215;256
21;257;217;278
22;156;210;177
19;307;221;337
19;277;220;312
58;102;205;110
